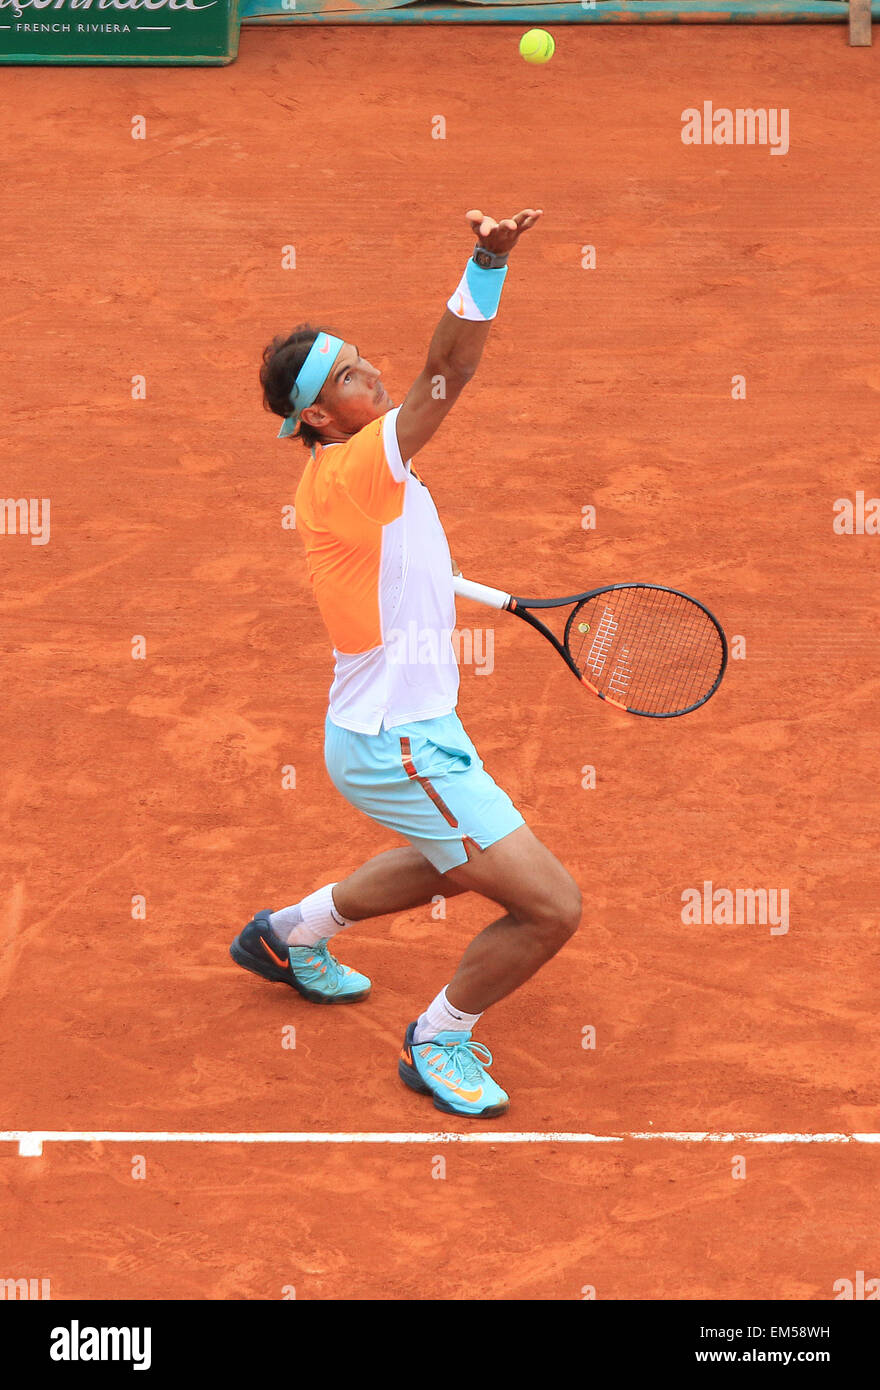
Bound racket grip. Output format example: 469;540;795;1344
452;575;512;610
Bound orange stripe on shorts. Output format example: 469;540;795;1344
399;736;459;829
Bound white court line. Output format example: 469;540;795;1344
3;1131;880;1156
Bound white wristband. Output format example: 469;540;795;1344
446;256;509;322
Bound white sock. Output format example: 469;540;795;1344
268;903;303;941
270;883;353;948
414;985;483;1043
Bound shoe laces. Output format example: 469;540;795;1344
434;1038;493;1086
301;939;343;983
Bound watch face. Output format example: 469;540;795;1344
476;251;491;267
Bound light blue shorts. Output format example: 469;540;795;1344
324;709;525;874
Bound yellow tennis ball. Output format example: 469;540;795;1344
519;29;555;65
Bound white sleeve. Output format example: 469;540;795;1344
383;406;412;484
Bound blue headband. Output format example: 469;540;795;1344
277;332;345;439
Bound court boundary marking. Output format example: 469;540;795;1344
3;1131;880;1156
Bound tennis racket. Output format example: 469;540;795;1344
453;575;728;718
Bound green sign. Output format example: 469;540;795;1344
0;0;240;63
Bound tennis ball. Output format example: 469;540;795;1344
519;29;555;65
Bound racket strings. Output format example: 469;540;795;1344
627;590;720;713
635;588;716;709
568;586;724;715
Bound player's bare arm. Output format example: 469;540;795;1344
395;207;543;462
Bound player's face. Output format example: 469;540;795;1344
308;341;392;437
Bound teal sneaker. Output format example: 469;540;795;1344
398;1023;509;1117
230;910;371;1003
287;940;371;1003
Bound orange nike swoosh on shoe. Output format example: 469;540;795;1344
427;1071;483;1103
260;936;289;969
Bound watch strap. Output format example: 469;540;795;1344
472;245;510;270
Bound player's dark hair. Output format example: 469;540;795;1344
260;323;340;450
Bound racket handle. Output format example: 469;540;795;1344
453;575;512;610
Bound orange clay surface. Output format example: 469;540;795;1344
1;25;879;1301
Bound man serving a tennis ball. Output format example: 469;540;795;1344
233;207;583;1118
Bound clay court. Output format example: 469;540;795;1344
1;20;879;1300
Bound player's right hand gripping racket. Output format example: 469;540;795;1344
453;575;728;717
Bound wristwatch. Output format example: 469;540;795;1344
472;245;509;270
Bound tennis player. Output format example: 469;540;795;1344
231;209;582;1117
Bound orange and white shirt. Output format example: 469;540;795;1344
294;406;458;734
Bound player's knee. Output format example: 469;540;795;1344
526;875;582;944
557;880;582;939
